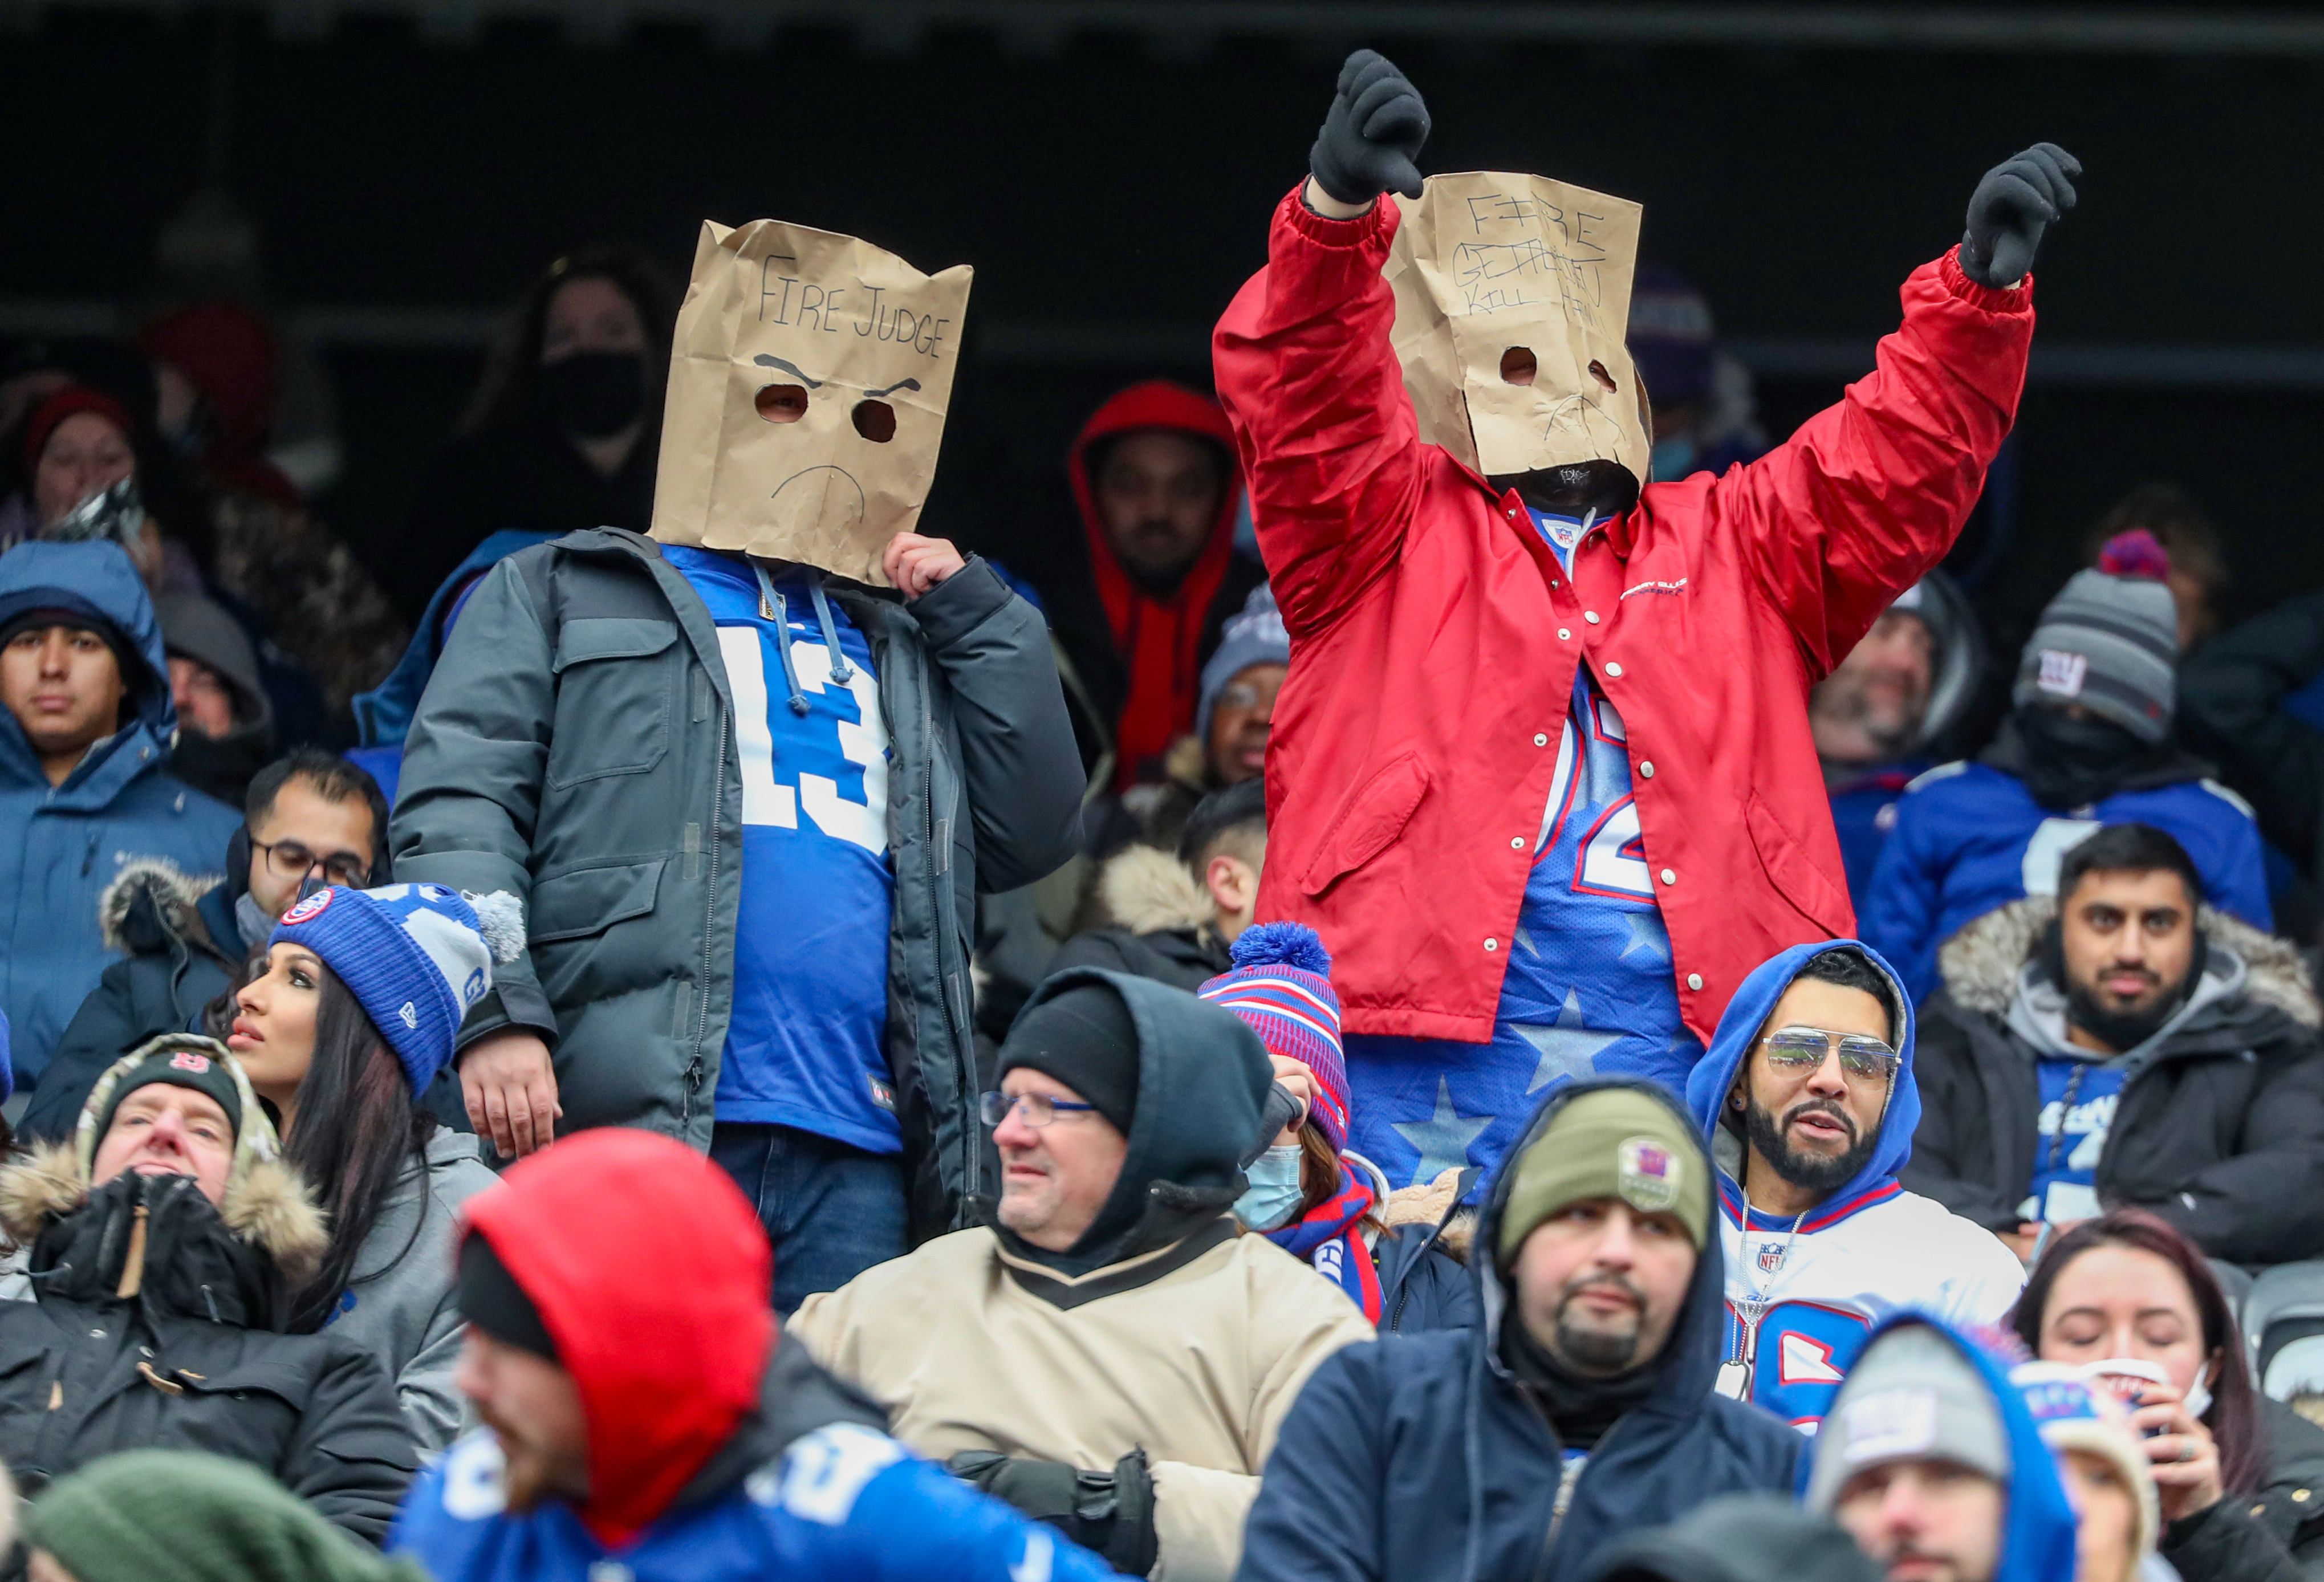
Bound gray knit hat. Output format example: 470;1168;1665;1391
2012;567;2177;744
1805;1324;2012;1512
1196;583;1290;745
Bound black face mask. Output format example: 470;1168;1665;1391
2004;706;2152;811
539;351;646;439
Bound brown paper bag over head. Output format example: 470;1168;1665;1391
1386;172;1649;486
651;219;973;586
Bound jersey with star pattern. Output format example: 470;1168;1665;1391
1343;657;1698;1189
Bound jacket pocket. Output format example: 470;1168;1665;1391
529;858;667;944
547;617;677;787
1745;791;1855;938
1299;752;1432;898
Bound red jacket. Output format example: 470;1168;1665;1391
1212;186;2034;1046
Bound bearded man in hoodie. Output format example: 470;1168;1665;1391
790;969;1374;1582
391;1128;1122;1582
1238;1079;1798;1582
1906;821;2324;1268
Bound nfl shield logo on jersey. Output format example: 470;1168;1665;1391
1758;1241;1787;1274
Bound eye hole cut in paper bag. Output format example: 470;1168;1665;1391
1385;172;1650;485
651;219;973;587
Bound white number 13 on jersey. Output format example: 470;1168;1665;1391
721;628;889;855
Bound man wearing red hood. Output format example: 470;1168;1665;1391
389;1129;1120;1582
1045;381;1266;790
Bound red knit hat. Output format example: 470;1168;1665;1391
22;387;134;472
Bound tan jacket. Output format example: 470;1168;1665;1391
790;1221;1375;1582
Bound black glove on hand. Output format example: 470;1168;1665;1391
1308;48;1431;206
1960;142;2082;288
949;1449;1159;1576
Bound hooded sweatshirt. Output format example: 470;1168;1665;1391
1062;381;1256;789
0;542;242;1084
790;969;1376;1582
1682;941;2025;1431
154;589;276;810
1237;1078;1800;1582
395;1129;1118;1582
1807;1315;2079;1582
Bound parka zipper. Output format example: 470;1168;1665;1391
921;682;978;1218
686;697;729;1132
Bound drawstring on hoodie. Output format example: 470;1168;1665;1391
753;564;811;718
753;563;852;713
808;580;854;685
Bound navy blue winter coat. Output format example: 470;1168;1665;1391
0;542;240;1084
1236;1077;1800;1582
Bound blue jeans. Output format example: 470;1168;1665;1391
709;1122;908;1315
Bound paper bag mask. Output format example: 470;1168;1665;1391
651;218;973;585
1386;172;1649;483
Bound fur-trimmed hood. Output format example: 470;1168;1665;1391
1937;893;2321;1028
0;1140;327;1287
1091;843;1213;936
96;857;222;954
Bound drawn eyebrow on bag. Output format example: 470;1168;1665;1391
863;377;923;400
753;355;823;388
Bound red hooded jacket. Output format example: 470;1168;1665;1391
1213;186;2034;1046
1068;381;1248;788
462;1129;775;1548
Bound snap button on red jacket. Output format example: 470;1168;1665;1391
1213;185;2034;1047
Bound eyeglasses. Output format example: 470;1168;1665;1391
251;838;371;889
1758;1027;1899;1083
979;1091;1098;1129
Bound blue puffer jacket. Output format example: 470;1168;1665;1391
1236;1077;1800;1582
1861;759;2271;1004
0;543;240;1084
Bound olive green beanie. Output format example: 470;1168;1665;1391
1496;1087;1712;1265
25;1451;427;1582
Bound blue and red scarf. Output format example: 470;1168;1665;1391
1265;1164;1382;1321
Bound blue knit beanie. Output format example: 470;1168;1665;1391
271;884;524;1096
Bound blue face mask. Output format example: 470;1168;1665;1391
1234;1145;1306;1232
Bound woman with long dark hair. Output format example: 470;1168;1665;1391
401;246;680;609
222;880;519;1450
2015;1209;2324;1582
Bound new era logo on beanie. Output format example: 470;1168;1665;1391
1198;921;1350;1152
272;884;525;1098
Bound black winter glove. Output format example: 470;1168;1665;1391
1308;48;1431;206
949;1449;1159;1576
1959;142;2082;288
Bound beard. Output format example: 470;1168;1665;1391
1745;1095;1878;1197
2065;967;2185;1052
1551;1273;1648;1374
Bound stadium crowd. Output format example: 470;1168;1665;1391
5;40;2324;1582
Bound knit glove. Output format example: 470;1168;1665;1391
949;1449;1159;1576
1309;49;1431;206
1959;143;2082;288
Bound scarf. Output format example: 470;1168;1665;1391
1265;1162;1381;1321
1982;709;2197;812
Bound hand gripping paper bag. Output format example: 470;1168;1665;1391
1385;173;1649;485
651;219;973;586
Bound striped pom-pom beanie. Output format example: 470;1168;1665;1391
2013;530;2178;744
1198;921;1349;1152
272;883;525;1097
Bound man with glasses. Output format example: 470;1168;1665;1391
22;749;387;1140
1680;942;2024;1430
791;967;1372;1582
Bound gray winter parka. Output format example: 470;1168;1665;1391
390;528;1083;1234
